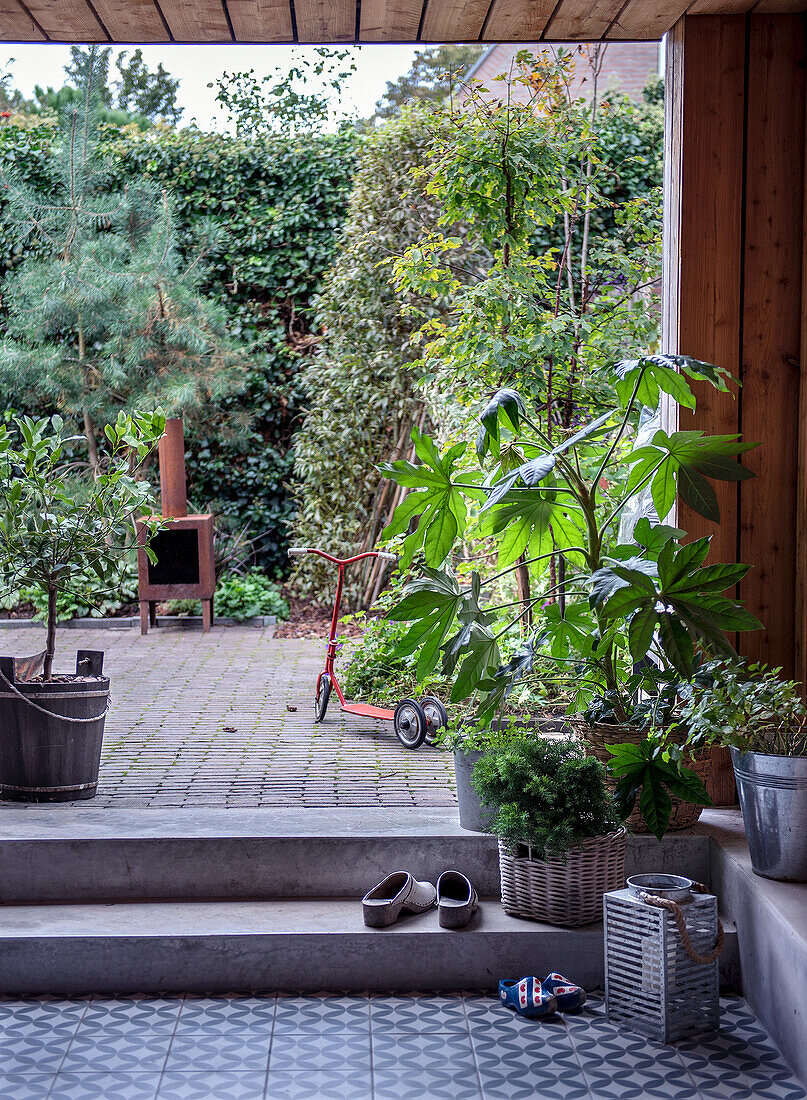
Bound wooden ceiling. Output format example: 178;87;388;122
0;0;804;45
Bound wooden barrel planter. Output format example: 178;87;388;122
569;719;711;833
0;652;109;803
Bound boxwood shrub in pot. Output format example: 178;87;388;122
472;736;627;926
379;353;761;837
0;411;164;802
677;660;807;881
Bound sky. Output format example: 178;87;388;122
0;44;424;129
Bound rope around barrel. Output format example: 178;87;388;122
0;668;110;724
638;882;725;965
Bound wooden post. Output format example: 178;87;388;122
665;15;807;802
664;13;807;685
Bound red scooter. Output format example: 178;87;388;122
288;546;448;749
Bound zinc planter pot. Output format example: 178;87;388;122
454;748;496;832
454;716;570;833
0;653;109;803
730;747;807;882
498;828;627;927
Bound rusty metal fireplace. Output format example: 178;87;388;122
136;418;215;634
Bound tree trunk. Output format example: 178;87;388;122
515;552;532;631
44;587;57;681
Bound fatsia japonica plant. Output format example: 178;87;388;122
379;354;763;834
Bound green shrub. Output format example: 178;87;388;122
340;613;448;705
472;737;622;860
215;572;289;621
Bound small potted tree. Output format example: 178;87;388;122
677;659;807;881
472;736;626;926
0;411;164;801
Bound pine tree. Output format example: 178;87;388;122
0;47;245;472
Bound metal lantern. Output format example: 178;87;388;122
604;874;723;1043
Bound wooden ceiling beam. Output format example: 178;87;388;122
91;0;169;41
687;0;756;12
295;0;355;41
420;0;490;41
607;0;690;39
483;0;556;40
158;0;232;41
22;1;107;41
360;0;424;41
0;0;46;40
227;0;294;41
546;0;626;41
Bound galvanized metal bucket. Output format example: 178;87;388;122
731;747;807;882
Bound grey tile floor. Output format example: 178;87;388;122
0;992;803;1099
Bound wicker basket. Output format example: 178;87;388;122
498;828;627;927
570;718;711;833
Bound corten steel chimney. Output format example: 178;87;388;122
136;418;216;634
158;417;188;519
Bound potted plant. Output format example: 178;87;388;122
472;736;626;926
677;659;807;881
380;354;761;836
0;411;165;802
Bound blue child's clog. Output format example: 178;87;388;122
541;973;587;1013
498;977;557;1018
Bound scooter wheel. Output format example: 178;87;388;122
421;696;448;746
394;698;427;749
314;673;331;723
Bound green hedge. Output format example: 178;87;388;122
0;117;357;575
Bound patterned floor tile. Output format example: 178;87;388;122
372;1066;482;1099
165;1032;272;1071
0;999;89;1026
478;1065;589;1100
265;1069;372;1098
0;1073;55;1099
80;998;182;1032
0;1032;75;1072
157;1072;267;1099
371;1030;476;1072
48;1072;162;1099
472;1029;579;1076
273;996;369;1032
268;1029;371;1072
178;997;276;1027
580;1066;702;1099
370;995;470;1034
59;1032;172;1072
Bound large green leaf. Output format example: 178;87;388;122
386;568;464;678
380;428;479;568
625;430;758;523
477;388;527;460
613;354;734;412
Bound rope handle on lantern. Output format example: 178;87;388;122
638;882;725;965
0;668;111;724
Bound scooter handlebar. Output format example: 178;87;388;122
288;547;397;563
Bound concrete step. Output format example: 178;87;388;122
0;896;739;995
0;807;711;904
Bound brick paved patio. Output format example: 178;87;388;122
0;625;456;809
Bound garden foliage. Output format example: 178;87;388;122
0;50;246;475
472;736;622;859
0;86;355;575
290;107;486;605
